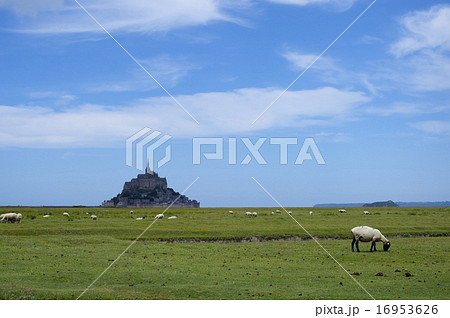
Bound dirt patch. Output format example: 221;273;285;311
154;233;448;244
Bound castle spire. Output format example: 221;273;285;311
145;159;153;175
145;160;151;174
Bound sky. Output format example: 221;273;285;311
0;0;449;207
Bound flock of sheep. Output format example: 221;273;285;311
131;211;177;221
1;208;390;252
225;209;390;252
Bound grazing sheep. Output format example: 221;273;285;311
130;210;134;215
252;212;258;217
16;213;22;223
136;217;145;220
168;216;177;220
154;214;164;219
245;211;252;216
309;211;313;216
339;209;347;213
1;213;19;223
228;210;233;215
63;212;70;217
90;215;97;220
351;226;391;252
43;215;50;218
363;211;370;215
288;211;292;215
271;211;275;215
276;209;281;213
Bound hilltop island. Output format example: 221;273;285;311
102;163;199;208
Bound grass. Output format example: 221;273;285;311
0;206;448;299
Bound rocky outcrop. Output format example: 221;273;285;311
102;170;199;208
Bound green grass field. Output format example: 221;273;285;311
0;207;448;299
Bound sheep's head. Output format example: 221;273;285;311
383;241;391;251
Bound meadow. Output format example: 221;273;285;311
0;206;448;299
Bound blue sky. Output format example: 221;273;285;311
0;0;449;207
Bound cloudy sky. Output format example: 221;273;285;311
0;0;449;207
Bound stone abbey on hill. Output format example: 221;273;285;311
102;164;199;208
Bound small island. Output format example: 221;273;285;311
102;163;199;208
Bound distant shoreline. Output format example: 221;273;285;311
314;201;450;208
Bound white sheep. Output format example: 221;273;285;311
309;211;313;216
228;210;233;214
16;213;22;223
154;214;164;219
136;217;145;220
91;215;97;220
63;212;70;217
363;210;370;215
339;209;347;213
288;211;292;215
130;210;134;215
168;216;177;220
245;211;252;216
271;211;275;215
252;212;258;217
43;215;50;218
351;226;391;252
276;209;281;213
0;213;20;223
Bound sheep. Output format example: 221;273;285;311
63;212;70;217
168;216;177;220
309;211;313;216
271;211;275;215
245;211;252;216
339;209;347;213
43;215;50;218
136;217;145;220
363;211;370;215
91;215;97;220
228;210;234;215
130;210;134;215
154;214;164;219
351;226;391;252
276;209;281;213
1;213;19;223
252;212;258;217
288;211;292;215
16;213;22;223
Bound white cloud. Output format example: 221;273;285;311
29;91;77;105
281;49;380;95
390;5;450;57
282;51;337;72
412;121;450;135
0;86;369;148
366;102;448;117
380;51;450;92
0;0;63;17
2;0;243;34
266;0;359;10
88;56;200;93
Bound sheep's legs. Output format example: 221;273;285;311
354;239;360;252
370;241;377;252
